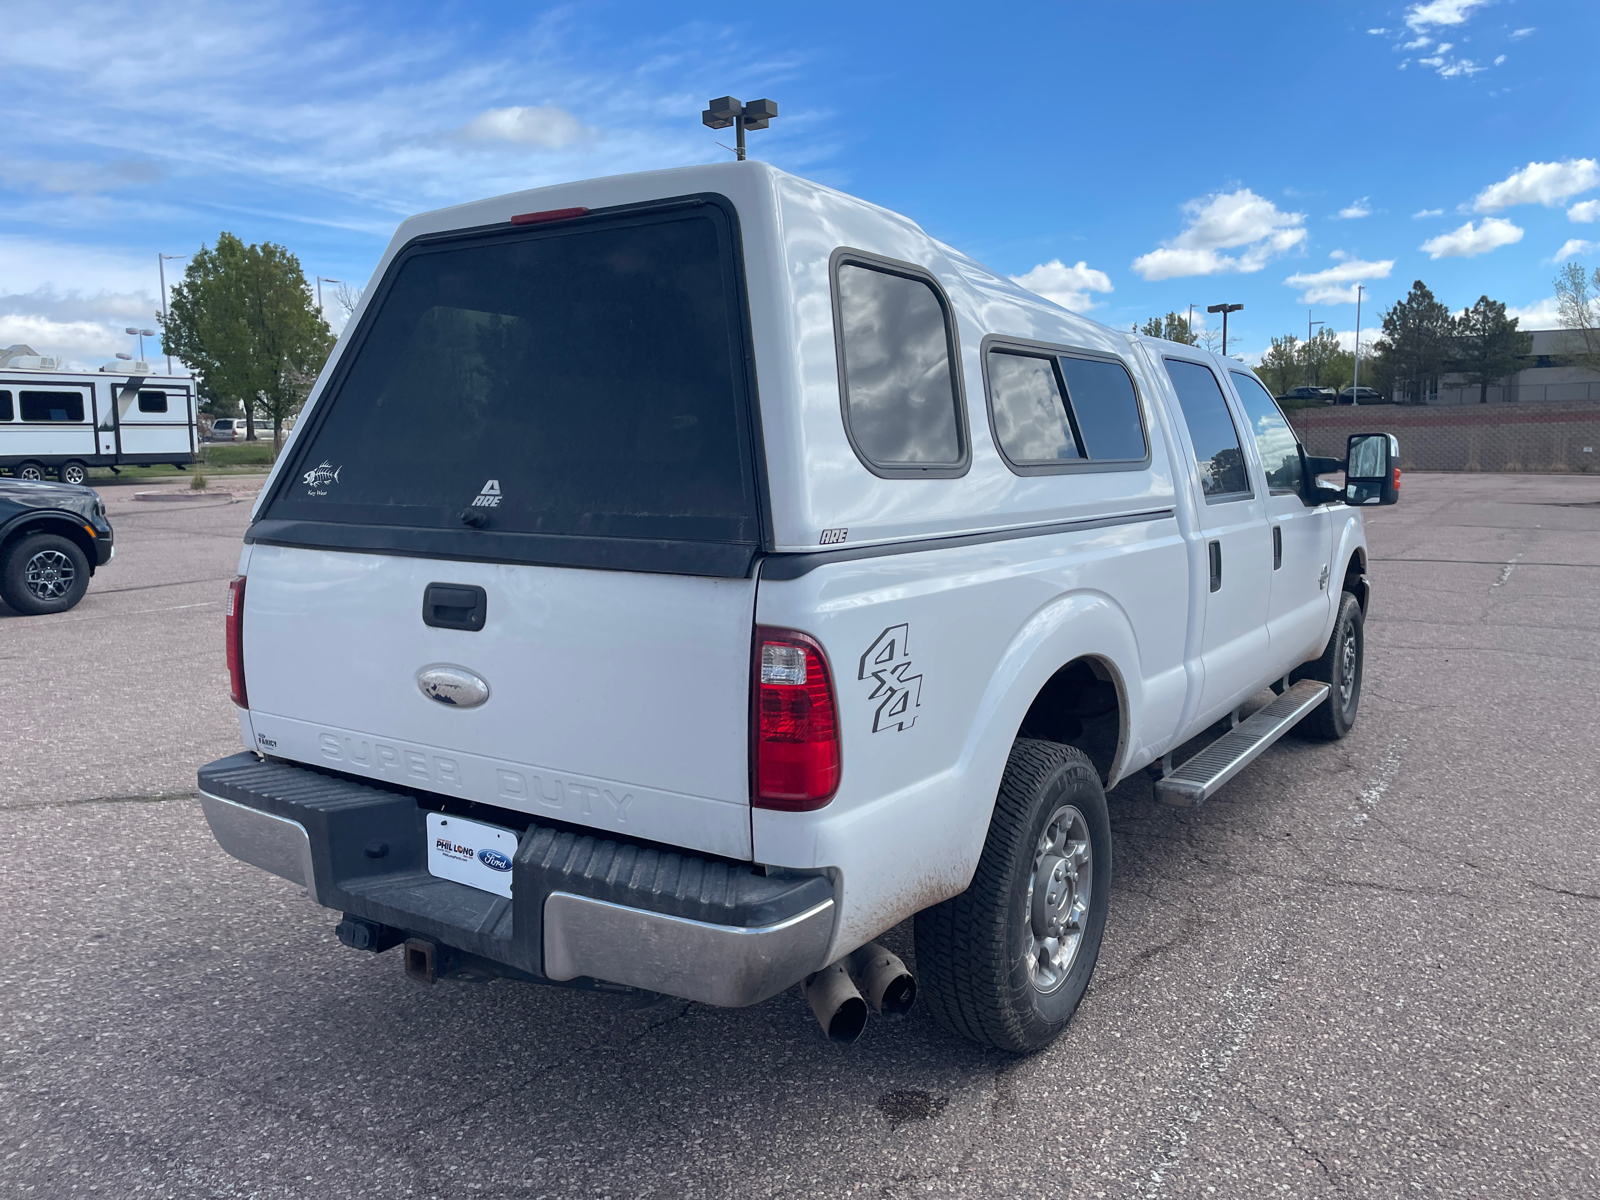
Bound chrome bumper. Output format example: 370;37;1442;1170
200;790;325;905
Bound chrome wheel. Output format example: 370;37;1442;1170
1024;803;1092;994
17;463;44;482
1338;625;1358;709
23;549;75;600
61;462;87;485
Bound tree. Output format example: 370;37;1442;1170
1137;312;1197;344
1453;295;1532;404
1373;280;1453;404
1299;326;1342;387
163;233;336;446
1259;334;1302;395
1553;262;1600;373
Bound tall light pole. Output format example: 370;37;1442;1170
1188;303;1196;342
316;277;342;317
1308;314;1324;345
1207;302;1243;356
158;253;186;374
701;96;778;160
1352;285;1365;406
125;326;157;364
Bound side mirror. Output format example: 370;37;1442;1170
1344;433;1400;505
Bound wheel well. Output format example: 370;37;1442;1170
1343;549;1368;613
1017;656;1126;786
1;518;98;574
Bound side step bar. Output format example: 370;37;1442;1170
1153;679;1330;807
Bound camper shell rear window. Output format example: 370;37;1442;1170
257;195;764;577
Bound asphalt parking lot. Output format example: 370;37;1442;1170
2;471;1597;1199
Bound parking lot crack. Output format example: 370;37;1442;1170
4;790;196;812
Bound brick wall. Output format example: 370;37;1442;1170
1287;402;1600;473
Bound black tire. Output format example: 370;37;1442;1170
1295;590;1363;741
15;461;46;482
915;740;1111;1053
1;533;91;615
59;460;89;485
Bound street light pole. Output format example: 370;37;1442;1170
316;277;342;317
1352;285;1365;406
1207;302;1244;356
158;253;186;374
701;96;779;161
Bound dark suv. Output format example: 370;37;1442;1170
0;478;114;614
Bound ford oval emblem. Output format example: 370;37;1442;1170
477;849;513;872
416;665;490;708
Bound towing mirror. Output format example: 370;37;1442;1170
1344;433;1400;505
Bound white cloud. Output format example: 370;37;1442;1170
1569;200;1600;223
1402;35;1433;49
1131;189;1306;280
1404;0;1486;31
1494;55;1506;65
1511;27;1535;39
1420;217;1524;258
1367;27;1389;35
1284;255;1395;305
456;105;590;149
1337;198;1372;219
1473;160;1600;212
1008;259;1113;312
1554;239;1596;262
1505;298;1563;328
1413;208;1444;218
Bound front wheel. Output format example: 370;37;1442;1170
915;740;1111;1053
59;460;89;485
1295;591;1364;740
15;461;46;482
1;533;91;615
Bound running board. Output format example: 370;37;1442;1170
1153;679;1330;808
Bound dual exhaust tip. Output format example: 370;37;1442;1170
801;943;916;1045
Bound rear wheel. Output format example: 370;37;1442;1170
15;461;46;482
1295;591;1363;740
59;460;89;485
915;740;1111;1053
1;533;91;615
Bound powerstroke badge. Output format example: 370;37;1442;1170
858;624;923;732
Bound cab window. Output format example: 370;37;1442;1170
1230;371;1302;494
1163;360;1249;499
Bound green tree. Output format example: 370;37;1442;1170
1137;312;1198;344
1553;262;1600;372
162;233;335;446
1374;280;1453;404
1259;334;1302;394
1453;295;1533;404
1298;326;1342;387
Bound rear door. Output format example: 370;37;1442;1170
1161;355;1273;721
114;385;192;457
242;197;766;860
1227;370;1333;666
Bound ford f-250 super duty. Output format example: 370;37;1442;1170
198;162;1399;1052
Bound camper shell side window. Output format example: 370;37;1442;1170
830;249;969;479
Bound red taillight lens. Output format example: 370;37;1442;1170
226;576;247;708
753;627;840;810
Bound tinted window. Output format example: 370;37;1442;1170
268;207;758;548
1163;360;1249;498
1059;355;1147;461
987;351;1079;464
0;391;11;421
835;262;963;469
20;391;85;423
138;390;169;413
1230;372;1302;493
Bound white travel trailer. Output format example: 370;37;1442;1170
0;345;199;483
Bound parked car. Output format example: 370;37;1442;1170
197;161;1401;1053
0;476;114;613
207;418;240;442
1276;385;1338;404
1337;386;1385;405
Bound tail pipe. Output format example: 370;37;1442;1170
801;941;917;1044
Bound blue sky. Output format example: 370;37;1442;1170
2;0;1596;369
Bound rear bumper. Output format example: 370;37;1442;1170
197;753;835;1006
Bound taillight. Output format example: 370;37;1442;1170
226;576;247;708
753;627;840;810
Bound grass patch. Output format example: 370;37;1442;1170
203;443;277;466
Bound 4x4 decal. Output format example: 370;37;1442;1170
858;624;922;732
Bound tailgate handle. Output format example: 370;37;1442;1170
423;583;487;632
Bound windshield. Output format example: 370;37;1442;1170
263;198;761;571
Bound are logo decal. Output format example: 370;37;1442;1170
477;848;513;872
858;624;923;732
470;479;502;508
819;527;848;545
302;461;341;496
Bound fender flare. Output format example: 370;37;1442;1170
0;508;100;571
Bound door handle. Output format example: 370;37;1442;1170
423;583;487;631
1272;525;1283;570
1208;540;1222;592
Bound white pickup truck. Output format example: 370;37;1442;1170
198;162;1399;1053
